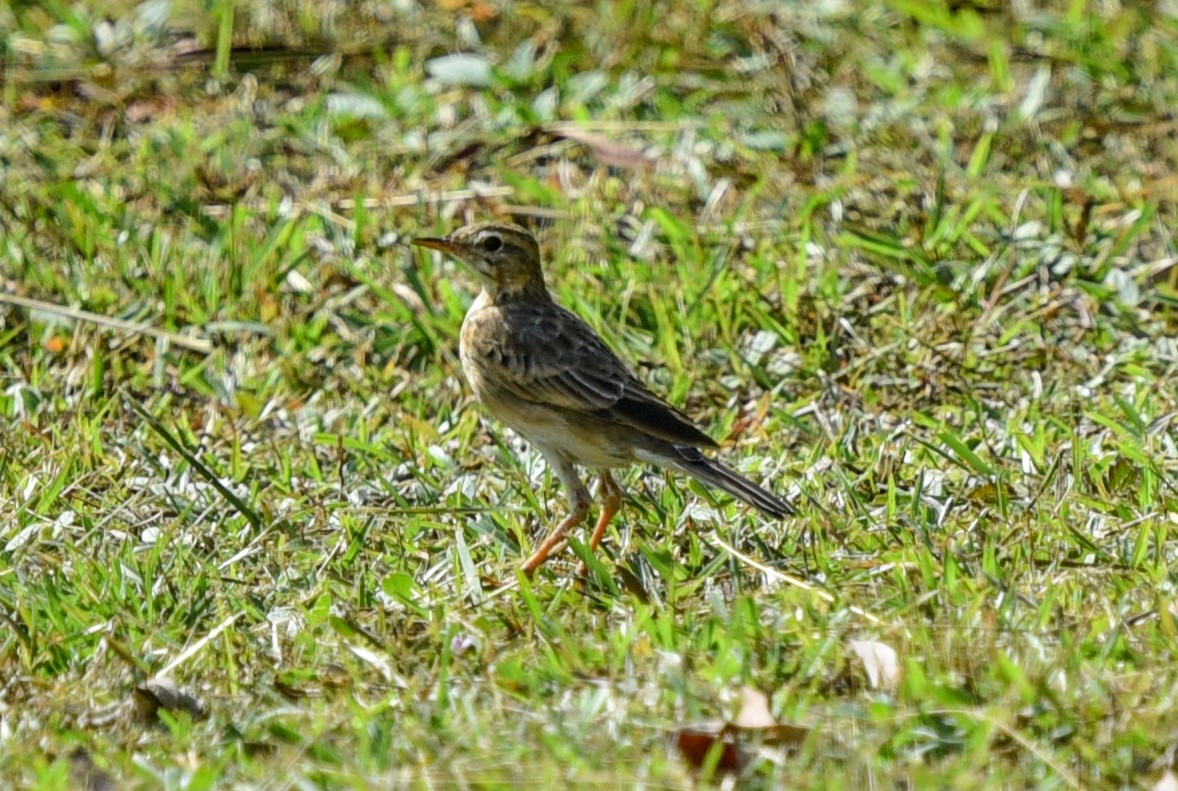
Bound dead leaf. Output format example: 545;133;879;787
849;639;901;690
673;720;749;774
673;688;810;775
133;677;208;722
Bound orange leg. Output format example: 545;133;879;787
521;499;589;577
521;455;591;578
577;471;623;576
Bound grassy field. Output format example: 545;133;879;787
2;0;1178;787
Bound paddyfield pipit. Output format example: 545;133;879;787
413;222;794;575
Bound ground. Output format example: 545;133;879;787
2;1;1178;788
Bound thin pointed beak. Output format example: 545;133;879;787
412;236;458;255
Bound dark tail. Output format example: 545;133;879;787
670;446;795;519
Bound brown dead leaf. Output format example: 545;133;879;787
133;677;208;722
849;639;901;690
673;688;809;775
673;720;749;774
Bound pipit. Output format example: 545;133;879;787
413;222;793;576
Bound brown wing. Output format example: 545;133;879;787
467;300;718;449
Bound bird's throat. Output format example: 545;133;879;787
482;279;551;305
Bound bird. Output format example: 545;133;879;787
412;222;794;576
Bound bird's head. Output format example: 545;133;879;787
413;222;545;299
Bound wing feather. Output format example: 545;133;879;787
470;300;717;449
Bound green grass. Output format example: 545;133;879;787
2;1;1178;788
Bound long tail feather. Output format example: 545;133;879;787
668;447;794;518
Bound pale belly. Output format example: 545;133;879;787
461;357;633;469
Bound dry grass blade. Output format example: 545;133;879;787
0;292;214;353
158;613;244;678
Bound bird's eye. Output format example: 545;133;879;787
481;235;502;253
